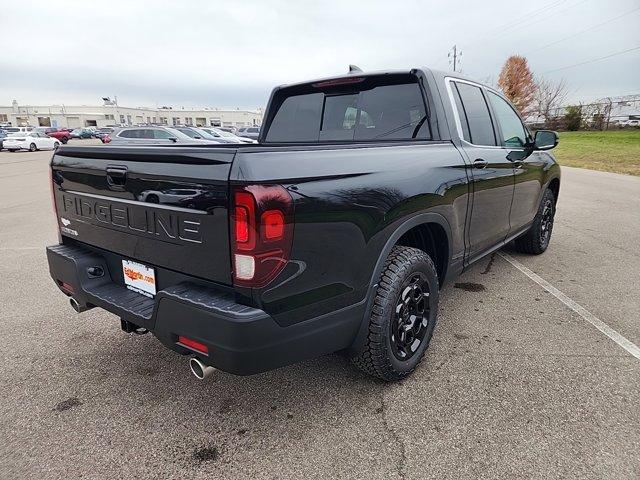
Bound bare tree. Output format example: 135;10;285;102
497;55;537;118
533;77;568;125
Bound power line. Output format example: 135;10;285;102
464;0;589;52
543;45;640;73
464;0;567;46
527;6;640;54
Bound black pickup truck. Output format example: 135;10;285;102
46;68;560;381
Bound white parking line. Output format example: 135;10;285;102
500;252;640;360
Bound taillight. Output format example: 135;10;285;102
230;185;293;287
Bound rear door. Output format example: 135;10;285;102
447;79;515;262
51;145;237;285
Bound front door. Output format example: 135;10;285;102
449;79;515;262
485;90;546;234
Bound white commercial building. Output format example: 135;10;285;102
0;100;264;129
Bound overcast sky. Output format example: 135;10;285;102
2;0;639;108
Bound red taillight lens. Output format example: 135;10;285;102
177;335;209;355
231;185;293;287
234;191;256;250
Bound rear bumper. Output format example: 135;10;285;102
46;244;363;375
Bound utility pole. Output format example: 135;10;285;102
448;45;462;72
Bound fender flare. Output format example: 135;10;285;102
347;212;453;355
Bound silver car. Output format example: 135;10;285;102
108;126;212;145
235;126;260;140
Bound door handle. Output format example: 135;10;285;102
473;158;488;169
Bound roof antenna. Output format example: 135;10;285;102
348;64;363;74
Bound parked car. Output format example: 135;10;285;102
200;127;257;143
3;126;33;133
108;126;211;145
3;131;60;151
69;128;93;139
94;127;115;141
620;119;640;127
0;130;8;151
236;126;260;140
46;67;560;381
35;127;71;144
167;126;229;143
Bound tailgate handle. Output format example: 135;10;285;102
106;166;127;189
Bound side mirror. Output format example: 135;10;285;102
168;137;178;143
534;130;558;150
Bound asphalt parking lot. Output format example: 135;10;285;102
1;144;638;479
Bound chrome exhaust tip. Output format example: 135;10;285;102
189;357;215;380
70;297;81;313
69;297;93;313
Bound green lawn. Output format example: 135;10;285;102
553;130;640;176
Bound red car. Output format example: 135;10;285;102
35;127;71;144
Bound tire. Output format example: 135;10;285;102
53;142;60;150
61;137;68;144
145;194;159;203
513;188;556;255
29;143;37;152
352;245;439;382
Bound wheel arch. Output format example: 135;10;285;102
548;176;560;203
347;212;453;355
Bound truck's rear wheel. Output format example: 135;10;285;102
513;188;556;255
352;246;438;381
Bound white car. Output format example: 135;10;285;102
200;127;257;143
3;131;61;152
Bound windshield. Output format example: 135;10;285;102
191;128;218;140
214;128;235;138
174;127;200;139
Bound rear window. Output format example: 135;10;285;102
265;74;430;143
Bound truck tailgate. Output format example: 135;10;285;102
51;145;237;285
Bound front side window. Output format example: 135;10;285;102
452;81;496;146
487;91;528;148
265;75;430;143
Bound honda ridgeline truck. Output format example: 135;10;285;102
46;68;560;381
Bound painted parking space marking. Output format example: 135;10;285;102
500;252;640;360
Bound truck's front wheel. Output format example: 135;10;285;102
513;188;556;255
352;246;439;381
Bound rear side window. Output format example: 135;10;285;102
265;75;430;143
452;81;496;146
